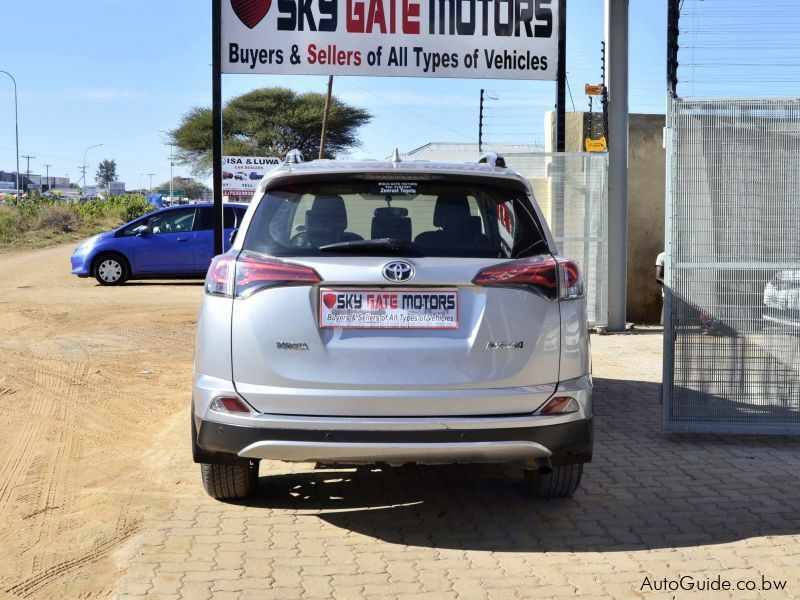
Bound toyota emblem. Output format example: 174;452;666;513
382;260;414;283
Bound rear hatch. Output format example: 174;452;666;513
221;175;566;417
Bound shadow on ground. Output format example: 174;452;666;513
108;280;203;287
242;376;800;552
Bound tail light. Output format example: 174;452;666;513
557;259;585;300
472;256;584;301
205;253;321;299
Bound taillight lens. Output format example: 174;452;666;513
472;256;585;301
557;259;585;300
472;256;559;300
205;253;322;299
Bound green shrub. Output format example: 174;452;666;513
0;206;22;243
34;204;81;232
0;194;156;249
74;194;154;224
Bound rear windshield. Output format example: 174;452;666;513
242;179;549;258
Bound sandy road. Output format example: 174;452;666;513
0;243;203;598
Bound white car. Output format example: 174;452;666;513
764;270;800;329
191;151;593;500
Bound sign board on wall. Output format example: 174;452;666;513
223;155;281;197
222;0;558;80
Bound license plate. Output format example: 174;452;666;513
319;289;459;329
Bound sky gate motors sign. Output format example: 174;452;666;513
222;0;558;80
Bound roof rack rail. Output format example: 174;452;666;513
284;149;304;164
478;152;506;168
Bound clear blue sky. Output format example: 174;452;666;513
0;1;667;189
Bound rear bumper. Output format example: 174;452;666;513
195;416;593;466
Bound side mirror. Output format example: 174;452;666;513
134;225;150;236
229;228;239;244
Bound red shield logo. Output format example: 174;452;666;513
231;0;271;29
323;294;337;309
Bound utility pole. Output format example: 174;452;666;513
44;164;51;191
319;75;334;159
146;173;155;192
22;155;34;193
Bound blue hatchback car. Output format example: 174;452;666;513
71;203;248;285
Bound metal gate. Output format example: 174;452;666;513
503;152;609;328
664;98;800;433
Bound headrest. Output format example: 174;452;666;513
433;194;471;228
306;195;347;231
371;213;412;242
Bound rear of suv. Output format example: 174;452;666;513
192;152;592;500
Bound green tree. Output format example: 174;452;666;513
156;177;211;200
169;88;372;176
96;159;118;186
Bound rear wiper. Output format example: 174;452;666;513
319;238;406;254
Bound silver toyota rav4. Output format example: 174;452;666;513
192;151;592;500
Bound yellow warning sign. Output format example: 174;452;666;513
585;136;607;152
585;84;604;96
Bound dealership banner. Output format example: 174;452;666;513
222;155;280;197
222;0;558;80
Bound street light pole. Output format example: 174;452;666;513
0;71;20;196
44;164;51;191
82;143;103;189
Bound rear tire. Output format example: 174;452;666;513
525;463;583;498
201;460;259;500
93;253;129;285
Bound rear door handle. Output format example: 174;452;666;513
176;237;189;242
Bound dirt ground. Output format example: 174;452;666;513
0;243;203;598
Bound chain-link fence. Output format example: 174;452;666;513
504;152;608;328
664;98;800;433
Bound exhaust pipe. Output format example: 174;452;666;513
536;457;553;475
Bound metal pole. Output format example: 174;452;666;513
478;89;484;154
555;0;567;153
146;173;155;191
605;0;629;331
169;143;174;203
212;0;224;255
667;0;680;99
552;0;567;244
319;76;334;159
0;71;20;197
82;143;103;188
45;164;50;191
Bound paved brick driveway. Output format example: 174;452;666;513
115;331;800;599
